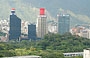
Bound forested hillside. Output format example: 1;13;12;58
0;0;54;22
0;0;90;26
0;33;87;58
22;0;90;16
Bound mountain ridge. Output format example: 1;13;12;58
0;0;90;27
22;0;90;17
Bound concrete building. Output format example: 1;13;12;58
0;19;9;33
70;25;90;39
80;29;89;38
83;48;90;58
57;14;70;35
21;20;29;34
48;21;57;33
9;8;21;40
37;8;47;39
28;24;36;40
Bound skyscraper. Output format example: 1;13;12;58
37;8;47;39
9;8;21;40
57;14;70;34
28;24;36;40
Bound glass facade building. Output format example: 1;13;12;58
28;24;36;40
57;14;70;34
9;14;21;40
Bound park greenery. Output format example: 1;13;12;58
1;32;90;58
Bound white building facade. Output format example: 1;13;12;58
83;48;90;58
37;8;48;39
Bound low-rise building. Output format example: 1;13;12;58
63;52;83;57
83;48;90;58
70;25;90;39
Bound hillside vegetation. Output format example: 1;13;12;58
0;33;90;58
0;0;90;26
0;0;54;22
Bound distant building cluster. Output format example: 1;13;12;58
0;20;9;42
1;7;90;42
0;7;71;42
0;18;30;42
48;21;57;33
70;25;90;39
0;19;9;33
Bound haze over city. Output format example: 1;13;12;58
0;0;90;58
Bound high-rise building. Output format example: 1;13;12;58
57;14;70;34
28;24;36;40
37;8;47;39
9;8;21;40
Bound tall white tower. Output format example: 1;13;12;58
37;8;47;39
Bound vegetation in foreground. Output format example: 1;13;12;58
1;33;90;58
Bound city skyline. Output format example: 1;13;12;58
0;7;90;41
0;0;90;58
